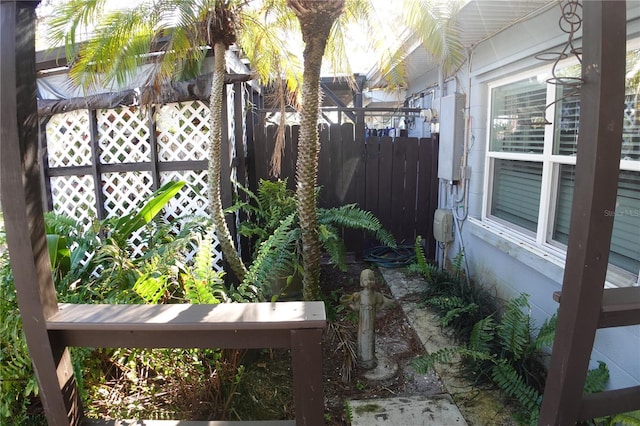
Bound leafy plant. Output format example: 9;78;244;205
412;293;609;425
235;179;395;300
412;245;496;342
108;180;186;248
609;411;640;426
1;182;255;422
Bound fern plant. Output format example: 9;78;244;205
408;235;438;280
412;293;610;425
410;241;498;342
234;179;396;300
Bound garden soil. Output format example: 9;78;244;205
232;258;519;425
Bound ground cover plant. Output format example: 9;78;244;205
2;176;400;423
231;179;395;300
407;237;632;426
1;181;267;423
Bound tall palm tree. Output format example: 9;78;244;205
48;0;250;282
284;0;465;300
285;0;345;301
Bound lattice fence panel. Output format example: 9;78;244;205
97;107;151;163
156;101;209;161
50;175;97;226
46;110;92;167
160;170;223;270
102;171;154;258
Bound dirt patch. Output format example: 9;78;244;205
319;259;443;424
230;259;438;424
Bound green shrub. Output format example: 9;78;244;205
1;182;256;422
234;179;395;300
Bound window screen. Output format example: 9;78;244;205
553;166;640;273
491;159;543;232
490;78;546;154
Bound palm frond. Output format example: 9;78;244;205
46;0;108;58
402;0;466;77
326;322;357;383
68;6;157;90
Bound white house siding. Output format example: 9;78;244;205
405;2;640;390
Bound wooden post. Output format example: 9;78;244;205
0;1;83;424
290;329;325;426
538;1;627;424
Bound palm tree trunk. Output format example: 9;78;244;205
208;41;248;283
288;0;345;300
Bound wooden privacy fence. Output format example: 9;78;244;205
250;123;439;259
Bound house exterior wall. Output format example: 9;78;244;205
405;2;640;390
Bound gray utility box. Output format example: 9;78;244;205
433;208;454;243
438;93;466;182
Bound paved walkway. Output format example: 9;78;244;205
348;267;516;426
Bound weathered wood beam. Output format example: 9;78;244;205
0;1;82;424
539;1;628;424
37;72;254;116
320;82;356;122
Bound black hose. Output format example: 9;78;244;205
363;245;416;268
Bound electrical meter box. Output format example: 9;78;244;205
438;93;466;182
433;209;454;243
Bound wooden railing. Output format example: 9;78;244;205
47;301;327;426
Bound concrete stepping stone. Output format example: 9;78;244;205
349;394;468;425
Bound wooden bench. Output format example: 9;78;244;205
48;301;326;426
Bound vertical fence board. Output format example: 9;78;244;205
148;106;160;190
364;137;380;216
416;137;439;259
246;92;262;192
325;124;342;207
341;123;364;250
264;125;278;182
403;138;419;243
390;138;406;242
377;137;394;234
281;125;295;186
234;83;247;190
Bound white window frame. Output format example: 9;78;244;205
482;56;640;287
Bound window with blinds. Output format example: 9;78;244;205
553;167;640;273
491;159;542;232
490;78;546;154
622;92;639;160
486;47;639;280
553;85;580;156
554;88;639;159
